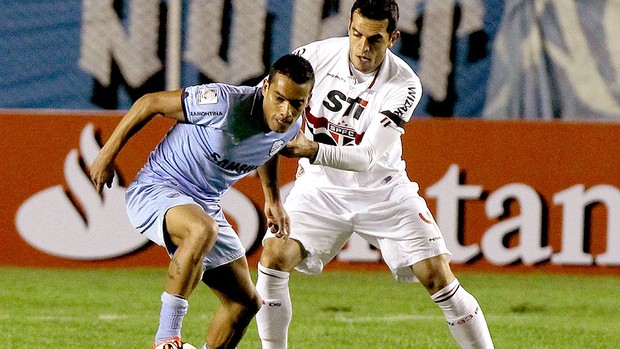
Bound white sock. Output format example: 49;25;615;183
255;263;292;349
432;279;494;349
155;291;189;343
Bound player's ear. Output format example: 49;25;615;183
262;78;270;94
389;31;400;48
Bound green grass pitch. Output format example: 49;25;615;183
1;267;619;348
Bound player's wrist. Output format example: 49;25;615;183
306;141;319;162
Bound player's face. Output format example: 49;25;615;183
348;10;399;73
262;73;312;133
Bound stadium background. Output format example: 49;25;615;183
1;0;618;119
0;0;619;274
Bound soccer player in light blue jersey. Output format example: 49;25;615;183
90;54;314;349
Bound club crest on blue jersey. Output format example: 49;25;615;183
269;139;285;156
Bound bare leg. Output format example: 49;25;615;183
202;256;262;349
259;237;305;272
411;253;455;294
153;204;219;344
165;204;220;297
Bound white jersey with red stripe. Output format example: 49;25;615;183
292;36;422;191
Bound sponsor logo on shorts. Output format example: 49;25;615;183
419;211;435;224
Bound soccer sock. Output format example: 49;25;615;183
432;279;494;349
255;263;292;349
155;291;189;343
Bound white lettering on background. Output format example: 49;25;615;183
481;183;552;265
79;0;162;87
184;0;267;84
553;184;620;266
426;164;483;263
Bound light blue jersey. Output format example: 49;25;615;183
125;83;301;268
137;83;300;200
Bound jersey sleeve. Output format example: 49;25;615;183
379;77;423;131
181;83;230;126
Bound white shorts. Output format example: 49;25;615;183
267;181;451;282
125;181;245;271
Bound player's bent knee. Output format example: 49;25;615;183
184;220;219;251
260;238;303;272
412;255;455;294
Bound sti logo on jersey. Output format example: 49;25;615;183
198;87;219;104
323;90;368;120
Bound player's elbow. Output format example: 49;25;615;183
347;149;376;172
132;93;160;116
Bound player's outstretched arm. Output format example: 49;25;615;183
89;90;185;194
256;155;290;239
313;117;402;171
281;116;402;172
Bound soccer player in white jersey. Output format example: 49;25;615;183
89;54;314;349
255;1;494;348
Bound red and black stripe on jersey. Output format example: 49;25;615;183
380;110;406;128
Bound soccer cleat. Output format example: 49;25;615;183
153;336;197;349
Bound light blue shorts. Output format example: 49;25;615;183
125;181;245;271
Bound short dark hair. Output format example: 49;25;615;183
351;0;399;34
268;54;315;88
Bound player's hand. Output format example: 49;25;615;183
89;152;115;195
280;130;318;161
264;200;291;240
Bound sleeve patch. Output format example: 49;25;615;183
197;87;219;105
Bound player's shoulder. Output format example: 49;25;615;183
200;83;256;99
293;37;347;61
183;83;258;125
384;51;420;86
296;36;347;51
315;36;348;48
185;83;256;105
